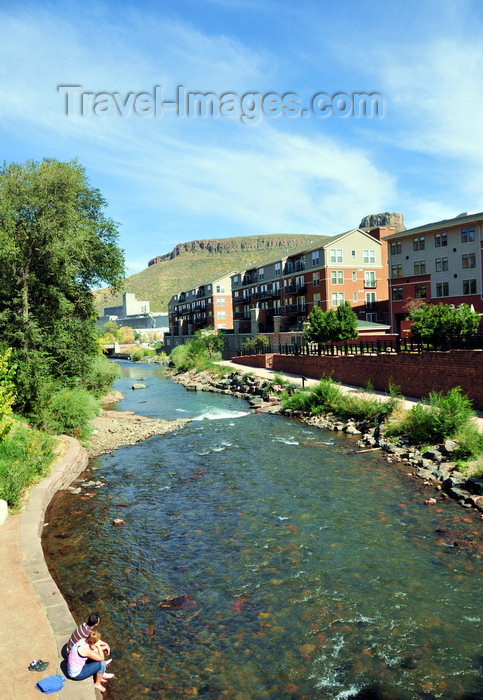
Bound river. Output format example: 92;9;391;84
43;362;483;699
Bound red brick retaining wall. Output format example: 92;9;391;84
233;351;483;410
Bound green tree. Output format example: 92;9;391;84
0;348;16;441
194;328;225;359
0;158;125;415
408;302;480;348
305;302;358;344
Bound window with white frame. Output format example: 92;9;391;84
363;249;376;264
390;241;402;255
217;310;226;319
313;293;320;307
312;272;320;286
311;251;319;265
331;270;343;284
351;250;356;260
365;292;376;308
435;257;448;272
413;236;425;251
391;264;403;278
414;260;426;275
259;268;264;280
366;313;377;322
364;271;376;288
352;271;357;281
331;291;344;306
232;275;239;287
330;248;343;263
216;297;226;305
275;262;281;276
353;292;358;302
461;226;475;243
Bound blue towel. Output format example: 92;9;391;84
35;674;65;694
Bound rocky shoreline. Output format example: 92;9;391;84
167;367;483;518
88;390;190;458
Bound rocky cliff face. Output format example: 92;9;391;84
148;235;321;266
359;212;406;231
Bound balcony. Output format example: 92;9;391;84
364;280;377;289
252;289;273;301
284;283;307;295
234;311;251;320
242;275;253;285
265;308;281;317
196;288;205;298
285;304;307;315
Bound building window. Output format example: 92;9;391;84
366;312;377;322
232;276;239;287
364;271;376;288
414;260;426;275
463;279;477;294
391;264;403;278
216;298;225;306
216;284;225;293
331;270;344;284
352;271;357;281
436;282;449;297
392;287;403;301
275;262;281;276
331;292;344;306
415;284;427;299
313;293;320;307
217;311;226;319
312;273;320;287
461;226;475;243
312;251;319;265
330;248;343;263
462;252;476;269
259;268;264;280
365;292;376;308
435;232;447;247
413;236;425;251
390;241;402;255
351;250;356;260
435;257;448;272
353;292;358;302
363;249;375;264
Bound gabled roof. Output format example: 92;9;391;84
356;319;390;330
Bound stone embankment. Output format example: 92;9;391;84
88;390;190;457
168;367;483;517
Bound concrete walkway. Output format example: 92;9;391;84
0;436;98;699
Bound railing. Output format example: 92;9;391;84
278;335;483;356
284;283;306;295
285;304;307;314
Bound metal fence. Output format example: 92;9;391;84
237;335;483;357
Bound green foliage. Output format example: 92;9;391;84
0;422;55;508
0;347;16;441
305;302;358;344
169;339;216;372
384;387;478;445
81;356;121;396
282;375;397;422
241;334;271;353
41;387;100;441
194;328;225;358
408;302;481;348
0;158;125;415
130;347;156;362
387;378;403;398
452;424;483;461
362;379;374;393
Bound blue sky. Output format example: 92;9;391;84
1;0;483;277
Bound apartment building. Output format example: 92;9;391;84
165;272;235;347
386;212;483;333
231;227;394;333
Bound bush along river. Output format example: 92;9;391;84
43;362;483;699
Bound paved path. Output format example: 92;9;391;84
0;436;98;699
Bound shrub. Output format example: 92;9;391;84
453;424;483;461
0;422;55;508
169;340;214;372
384;387;477;445
42;387;100;440
0;347;16;442
82;355;121;396
131;347;156;362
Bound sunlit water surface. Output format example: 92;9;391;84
43;363;483;699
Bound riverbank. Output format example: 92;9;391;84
168;360;483;518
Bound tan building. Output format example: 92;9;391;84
386;212;483;333
232;227;394;334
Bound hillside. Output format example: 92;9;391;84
95;234;331;313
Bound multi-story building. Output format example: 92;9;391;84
165;272;235;348
386;212;483;333
231;227;394;333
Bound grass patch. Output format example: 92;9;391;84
0;422;55;508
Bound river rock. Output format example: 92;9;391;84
466;477;483;495
132;383;146;390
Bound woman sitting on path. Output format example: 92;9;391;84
66;631;114;693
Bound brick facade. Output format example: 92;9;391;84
233;351;483;410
